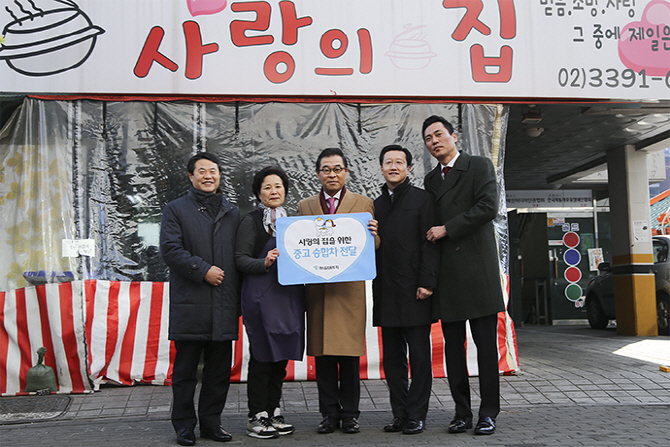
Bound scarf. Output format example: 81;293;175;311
258;203;287;236
191;186;222;220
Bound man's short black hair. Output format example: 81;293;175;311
252;166;290;200
379;144;413;167
187;152;222;174
422;115;454;136
316;148;348;171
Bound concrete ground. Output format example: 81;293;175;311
1;325;669;447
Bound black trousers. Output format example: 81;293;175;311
246;353;288;417
441;313;500;420
382;325;432;421
315;355;360;419
171;340;232;432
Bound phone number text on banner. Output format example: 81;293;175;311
277;213;376;286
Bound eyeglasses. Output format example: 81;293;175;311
383;159;407;167
318;166;345;175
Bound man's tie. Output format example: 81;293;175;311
443;166;450;178
326;197;336;214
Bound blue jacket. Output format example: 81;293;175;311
160;188;241;341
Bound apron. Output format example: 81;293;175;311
241;236;305;363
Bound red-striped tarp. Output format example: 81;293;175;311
0;279;518;395
0;282;91;395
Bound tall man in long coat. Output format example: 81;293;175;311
160;152;240;446
373;145;439;435
423;116;505;436
297;147;379;435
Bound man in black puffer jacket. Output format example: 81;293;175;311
160;152;240;446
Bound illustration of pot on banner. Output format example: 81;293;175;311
0;0;105;76
276;213;376;286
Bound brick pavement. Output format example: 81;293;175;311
1;325;669;447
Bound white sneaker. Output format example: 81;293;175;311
247;411;279;439
270;408;295;435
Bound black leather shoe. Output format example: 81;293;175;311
383;417;406;432
317;416;340;434
341;417;360;434
176;428;196;446
474;417;496;435
447;417;472;433
403;420;424;434
200;425;232;442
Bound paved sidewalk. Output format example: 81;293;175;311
1;325;669;447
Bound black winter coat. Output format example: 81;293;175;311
160;187;241;341
424;152;505;322
372;179;440;327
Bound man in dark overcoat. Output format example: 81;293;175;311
373;145;439;435
423;116;505;436
160;152;240;446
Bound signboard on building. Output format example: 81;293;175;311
0;0;668;99
507;190;593;210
